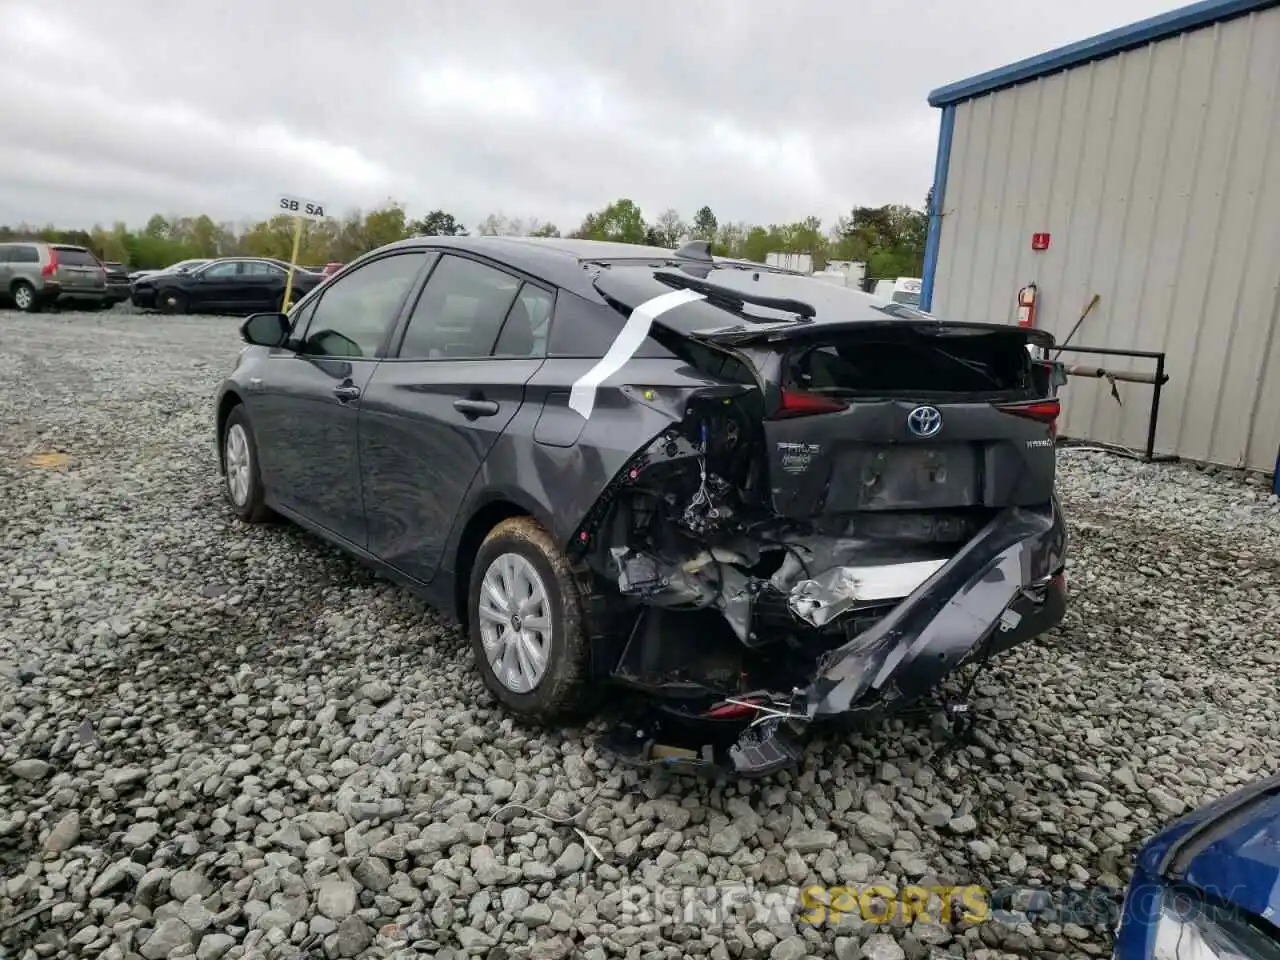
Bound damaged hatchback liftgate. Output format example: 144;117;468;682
569;268;1068;777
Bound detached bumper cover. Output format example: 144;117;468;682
805;500;1067;717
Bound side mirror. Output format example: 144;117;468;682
241;312;291;348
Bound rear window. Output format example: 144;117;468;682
784;327;1035;398
53;247;99;267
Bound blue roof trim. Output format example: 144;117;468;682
920;106;955;314
928;0;1278;106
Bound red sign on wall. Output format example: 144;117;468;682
1031;232;1051;251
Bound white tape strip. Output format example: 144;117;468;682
568;288;706;420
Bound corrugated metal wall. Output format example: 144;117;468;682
931;6;1280;471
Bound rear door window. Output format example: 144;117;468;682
10;246;40;264
493;284;554;358
396;255;523;359
244;261;284;277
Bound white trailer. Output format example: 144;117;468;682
765;251;813;274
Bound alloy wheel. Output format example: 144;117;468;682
224;423;251;506
477;552;553;693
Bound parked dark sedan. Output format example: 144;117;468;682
213;236;1069;776
133;257;323;315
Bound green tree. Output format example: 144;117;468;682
650;208;685;247
408;210;466;236
573;198;647;244
528;221;560;238
691;206;718;241
143;214;170;239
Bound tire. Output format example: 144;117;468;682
11;281;40;313
469;517;590;721
221;406;271;522
157;288;187;314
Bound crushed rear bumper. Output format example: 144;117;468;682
804;499;1067;719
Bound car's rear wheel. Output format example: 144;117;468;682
157;289;187;314
222;406;270;522
11;281;39;313
468;517;590;721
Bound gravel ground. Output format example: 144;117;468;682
2;309;1279;960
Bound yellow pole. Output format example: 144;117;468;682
281;216;304;312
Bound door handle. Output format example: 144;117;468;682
454;398;500;418
333;384;361;403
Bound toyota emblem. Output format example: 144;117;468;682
907;405;943;438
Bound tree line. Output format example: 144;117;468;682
0;195;930;277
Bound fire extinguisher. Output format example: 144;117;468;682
1017;282;1038;328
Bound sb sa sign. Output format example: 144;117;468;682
276;194;326;221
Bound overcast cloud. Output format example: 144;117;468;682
0;0;1176;233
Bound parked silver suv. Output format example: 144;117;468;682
0;242;108;312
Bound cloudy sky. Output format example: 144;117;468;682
2;0;1176;233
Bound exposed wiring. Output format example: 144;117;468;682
1058;441;1147;461
719;695;807;728
481;787;607;863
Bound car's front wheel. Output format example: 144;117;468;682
222;406;270;522
468;517;590;721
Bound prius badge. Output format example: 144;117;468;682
907;405;943;438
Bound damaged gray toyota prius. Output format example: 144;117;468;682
216;236;1068;776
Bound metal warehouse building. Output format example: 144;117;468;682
921;0;1280;474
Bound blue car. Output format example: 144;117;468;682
1114;774;1280;959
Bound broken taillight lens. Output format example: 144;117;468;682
772;389;848;419
996;398;1061;437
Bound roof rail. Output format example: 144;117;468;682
674;240;713;261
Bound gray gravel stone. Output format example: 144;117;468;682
331;916;373;957
141;918;195;959
43;812;81;853
317;879;358;920
947;814;978;835
196;933;236;960
862;934;907;960
122;820;161;847
10;759;51;780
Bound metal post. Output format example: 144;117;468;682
282;216;303;312
1145;353;1166;462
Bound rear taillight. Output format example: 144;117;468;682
42;248;59;277
772;389;848;419
996;398;1061;437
